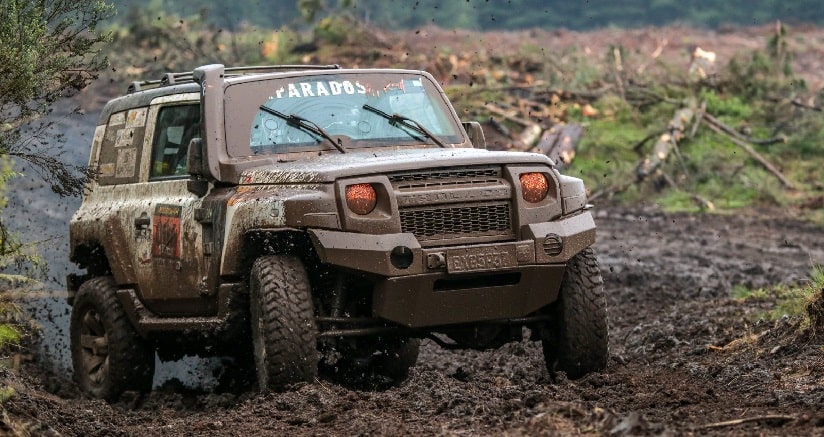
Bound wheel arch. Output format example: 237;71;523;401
68;241;114;304
70;241;112;275
224;228;318;278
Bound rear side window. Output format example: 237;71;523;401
149;104;201;179
96;107;148;185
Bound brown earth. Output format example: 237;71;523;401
3;204;824;436
3;24;824;436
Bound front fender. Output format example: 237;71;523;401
219;184;339;275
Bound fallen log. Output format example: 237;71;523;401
483;102;535;127
635;105;696;181
488;117;511;139
532;123;584;168
517;124;543;150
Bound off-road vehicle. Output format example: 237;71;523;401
68;64;608;400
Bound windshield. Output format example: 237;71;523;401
224;72;463;157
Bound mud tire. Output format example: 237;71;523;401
372;338;420;382
70;276;154;401
250;255;319;391
324;337;420;388
542;247;609;379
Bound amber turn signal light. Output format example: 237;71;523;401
520;172;549;203
345;183;377;215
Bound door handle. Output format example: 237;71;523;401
135;212;151;229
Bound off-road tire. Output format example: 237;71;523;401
250;255;319;390
324;337;420;388
542;247;609;379
70;277;155;401
372;337;420;382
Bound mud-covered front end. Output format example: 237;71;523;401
229;148;595;329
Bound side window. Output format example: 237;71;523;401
150;104;201;179
96;107;148;186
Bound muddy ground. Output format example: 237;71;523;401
3;205;823;436
3;23;824;436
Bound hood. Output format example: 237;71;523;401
236;148;553;184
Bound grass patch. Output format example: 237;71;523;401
733;266;824;325
0;386;14;404
0;324;21;350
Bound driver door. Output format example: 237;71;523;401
129;98;211;315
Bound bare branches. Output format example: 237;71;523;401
702;113;786;146
0;0;112;197
703;119;794;189
697;415;795;430
789;98;822;112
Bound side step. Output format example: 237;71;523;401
116;283;240;335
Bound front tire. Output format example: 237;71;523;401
542;247;609;379
70;277;155;401
250;255;319;390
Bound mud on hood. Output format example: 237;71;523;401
237;148;554;184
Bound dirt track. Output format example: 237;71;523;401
4;205;824;436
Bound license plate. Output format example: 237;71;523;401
446;245;517;273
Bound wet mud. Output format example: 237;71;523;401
3;205;824;435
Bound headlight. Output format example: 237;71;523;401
345;183;377;215
519;172;549;203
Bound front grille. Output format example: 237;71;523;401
400;202;512;241
389;166;500;189
389;166;499;182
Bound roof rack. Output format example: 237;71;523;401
127;64;342;94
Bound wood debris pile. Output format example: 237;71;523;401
408;27;820;208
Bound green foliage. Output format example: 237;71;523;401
544;24;823;215
313;16;353;45
0;386;14;404
732;284;769;300
567;110;647;196
0;289;36;357
0;158;43;359
723;23;805;104
298;0;325;22
699;90;753;119
0;157;44;285
733;266;824;324
0;0;113;197
0;325;20;351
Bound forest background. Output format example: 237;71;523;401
113;0;824;31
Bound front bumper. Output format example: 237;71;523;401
309;211;596;328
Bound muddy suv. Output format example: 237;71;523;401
68;64;608;400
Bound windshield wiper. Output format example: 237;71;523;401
363;104;446;148
259;105;346;153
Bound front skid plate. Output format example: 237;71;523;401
373;265;565;328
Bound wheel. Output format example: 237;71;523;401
369;337;419;383
542;247;609;379
323;336;419;388
70;277;154;401
250;255;319;390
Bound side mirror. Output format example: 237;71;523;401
186;138;208;197
462;121;486;150
187;138;204;176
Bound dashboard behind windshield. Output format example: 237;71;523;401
224;72;464;157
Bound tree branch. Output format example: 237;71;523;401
704;120;794;189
